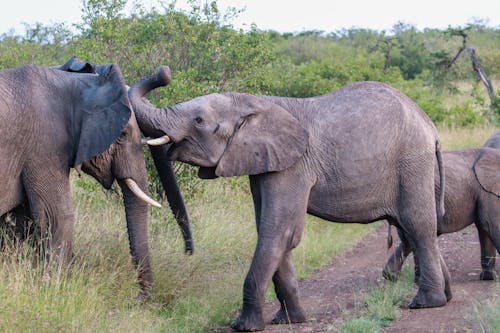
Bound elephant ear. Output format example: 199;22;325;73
58;55;95;73
473;149;500;197
215;95;308;177
72;64;131;167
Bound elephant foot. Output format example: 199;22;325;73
480;270;497;281
409;290;447;309
230;312;265;332
271;306;307;325
382;267;400;282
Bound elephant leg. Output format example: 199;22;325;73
406;232;449;308
400;227;422;284
398;179;449;309
22;170;74;262
230;235;286;331
243;174;308;327
438;249;452;301
477;225;497;281
13;203;35;242
231;174;310;331
413;249;421;283
271;251;307;324
383;240;412;282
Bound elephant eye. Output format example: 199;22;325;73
194;116;204;125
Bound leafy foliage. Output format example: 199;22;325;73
0;0;498;196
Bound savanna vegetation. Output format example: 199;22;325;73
0;0;498;332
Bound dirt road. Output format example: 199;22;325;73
216;225;497;332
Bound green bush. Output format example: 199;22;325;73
1;0;498;201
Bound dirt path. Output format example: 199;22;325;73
383;226;496;333
216;225;497;332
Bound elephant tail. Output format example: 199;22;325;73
435;140;446;224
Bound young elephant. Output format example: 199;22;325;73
383;148;500;281
0;59;161;299
128;67;451;331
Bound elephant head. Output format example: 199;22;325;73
128;66;308;178
58;56;193;256
74;69;157;298
0;58;163;299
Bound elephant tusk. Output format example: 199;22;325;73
124;178;162;208
140;135;171;146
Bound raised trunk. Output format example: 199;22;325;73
117;178;153;300
129;66;194;255
128;66;173;138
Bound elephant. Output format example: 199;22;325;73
484;131;500;149
128;66;451;331
57;56;194;256
383;148;500;282
0;58;168;299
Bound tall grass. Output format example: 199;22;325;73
438;124;498;150
1;126;494;332
0;175;373;332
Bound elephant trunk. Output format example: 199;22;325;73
128;66;173;138
117;177;153;300
129;66;194;255
150;146;193;255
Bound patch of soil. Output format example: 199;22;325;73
382;226;496;333
216;224;497;332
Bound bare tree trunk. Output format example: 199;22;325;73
441;30;467;69
467;47;495;103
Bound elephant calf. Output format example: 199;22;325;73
129;67;452;331
383;147;500;281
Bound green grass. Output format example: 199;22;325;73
340;266;415;333
0;126;493;332
473;285;500;333
0;175;373;333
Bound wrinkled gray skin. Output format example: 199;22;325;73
129;67;451;331
383;148;500;282
0;58;156;299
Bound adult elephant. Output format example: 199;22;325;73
129;67;450;331
0;58;162;299
383;148;500;282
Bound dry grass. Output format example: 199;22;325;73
438;124;498;150
0;127;493;332
0;175;372;333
